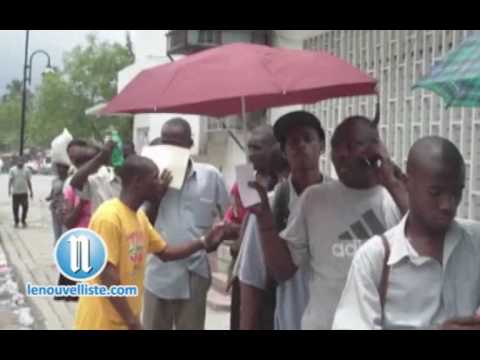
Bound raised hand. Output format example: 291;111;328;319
159;169;173;193
365;141;406;188
100;140;116;164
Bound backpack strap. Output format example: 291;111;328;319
271;180;290;233
378;234;391;326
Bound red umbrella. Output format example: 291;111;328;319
101;43;376;118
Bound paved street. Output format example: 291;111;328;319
0;174;230;330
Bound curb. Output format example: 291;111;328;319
0;227;47;330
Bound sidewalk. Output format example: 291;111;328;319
0;223;76;329
0;237;37;330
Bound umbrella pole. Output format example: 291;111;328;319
241;97;248;160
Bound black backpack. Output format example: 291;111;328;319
272;180;291;233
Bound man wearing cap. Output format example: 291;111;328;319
248;114;408;329
237;111;328;330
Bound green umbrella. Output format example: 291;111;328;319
413;33;480;108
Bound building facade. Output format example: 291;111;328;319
119;30;480;221
296;30;480;221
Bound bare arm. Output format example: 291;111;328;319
228;223;242;257
70;142;114;191
99;263;142;330
239;282;264;330
63;199;88;229
249;182;298;283
156;241;205;262
155;222;226;262
27;176;33;198
374;142;409;215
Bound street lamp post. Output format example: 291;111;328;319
19;30;54;156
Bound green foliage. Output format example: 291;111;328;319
0;32;135;152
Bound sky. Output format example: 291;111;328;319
0;30;127;96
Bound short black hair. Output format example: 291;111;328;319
274;111;325;151
250;125;277;146
67;139;88;152
407;136;465;176
117;155;158;187
149;137;162;146
271;144;290;174
331;116;376;148
163;117;192;137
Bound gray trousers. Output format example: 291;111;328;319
143;272;210;330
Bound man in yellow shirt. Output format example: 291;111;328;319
74;155;226;330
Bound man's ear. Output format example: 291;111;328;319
320;140;326;155
372;101;380;128
404;173;411;191
189;138;194;149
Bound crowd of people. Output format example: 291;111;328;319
7;109;480;330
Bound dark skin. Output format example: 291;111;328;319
144;123;194;224
45;164;69;202
226;129;279;254
240;125;325;329
70;140;136;194
403;137;479;329
247;129;278;190
101;158;226;330
248;119;408;283
69;141;116;192
63;148;99;230
331;121;408;212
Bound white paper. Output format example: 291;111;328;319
235;163;261;208
141;145;191;190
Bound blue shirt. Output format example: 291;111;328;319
144;162;230;300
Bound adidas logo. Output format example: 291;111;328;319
331;209;386;259
332;239;364;258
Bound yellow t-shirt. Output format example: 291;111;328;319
74;198;167;330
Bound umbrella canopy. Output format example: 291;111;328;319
101;43;377;117
414;33;480;107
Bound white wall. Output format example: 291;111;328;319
132;30;167;59
268;30;329;126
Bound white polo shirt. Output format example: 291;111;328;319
333;215;480;330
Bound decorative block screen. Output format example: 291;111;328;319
303;30;480;220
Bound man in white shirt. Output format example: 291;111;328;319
8;157;33;228
333;136;480;330
237;111;327;330
248;115;408;329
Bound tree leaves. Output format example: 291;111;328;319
0;32;135;152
